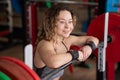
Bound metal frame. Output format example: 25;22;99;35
28;0;98;6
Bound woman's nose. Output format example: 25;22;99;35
65;22;69;28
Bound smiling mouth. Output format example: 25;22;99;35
63;31;70;34
64;29;71;32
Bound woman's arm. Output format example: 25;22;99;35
68;35;99;47
66;35;99;61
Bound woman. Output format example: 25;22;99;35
34;5;99;80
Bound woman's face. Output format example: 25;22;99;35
55;10;74;38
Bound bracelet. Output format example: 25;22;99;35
67;50;79;60
85;41;96;51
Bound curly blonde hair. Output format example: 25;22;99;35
35;5;76;48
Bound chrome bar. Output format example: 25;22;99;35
28;0;98;6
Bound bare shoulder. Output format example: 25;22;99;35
37;40;53;49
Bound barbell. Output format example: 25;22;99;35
87;12;120;80
87;12;120;62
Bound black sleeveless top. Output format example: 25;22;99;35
35;41;68;80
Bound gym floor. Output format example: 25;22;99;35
0;44;120;80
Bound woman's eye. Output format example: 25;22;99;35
59;21;65;24
58;20;73;24
69;21;73;23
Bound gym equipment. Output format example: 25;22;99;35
87;12;120;80
29;0;98;6
0;0;21;51
42;60;76;80
24;44;33;69
0;0;12;37
45;1;52;8
0;56;40;80
25;2;38;47
0;71;11;80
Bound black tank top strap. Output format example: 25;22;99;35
61;41;69;51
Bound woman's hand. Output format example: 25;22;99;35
77;50;83;61
78;45;92;61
